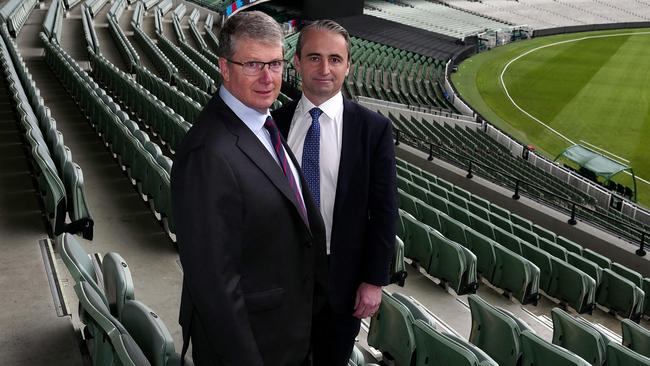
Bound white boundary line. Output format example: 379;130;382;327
499;31;650;186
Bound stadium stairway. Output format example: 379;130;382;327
6;0;185;354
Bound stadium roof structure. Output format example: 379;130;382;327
555;144;637;201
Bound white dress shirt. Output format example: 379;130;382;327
219;86;304;200
287;92;344;253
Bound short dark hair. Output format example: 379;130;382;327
296;19;351;60
217;11;284;59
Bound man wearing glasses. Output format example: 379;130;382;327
171;11;327;366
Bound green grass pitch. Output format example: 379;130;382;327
452;28;650;207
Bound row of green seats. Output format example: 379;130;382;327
172;13;187;43
2;26;93;238
90;51;191;152
42;0;63;44
157;32;215;92
82;3;100;54
133;20;178;81
43;36;175;238
87;0;110;18
368;291;499;366
134;64;204;124
0;0;37;37
132;1;144;28
172;73;211;105
60;233;189;365
107;15;140;73
397;157;647;318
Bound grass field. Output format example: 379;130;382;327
452;28;650;207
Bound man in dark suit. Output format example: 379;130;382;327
171;11;327;366
272;20;397;366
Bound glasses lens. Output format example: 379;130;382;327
242;62;262;75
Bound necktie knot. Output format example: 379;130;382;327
309;107;323;122
264;116;277;131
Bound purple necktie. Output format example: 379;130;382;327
264;116;308;224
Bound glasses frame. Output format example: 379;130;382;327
226;59;287;75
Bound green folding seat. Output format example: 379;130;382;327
551;308;606;366
606;342;650;366
411;175;430;190
520;241;553;293
427;191;449;214
413;320;498;366
489;212;513;233
367;291;416;366
121;300;190;366
63;160;94;239
439;213;468;246
465;229;497;281
493;226;522;254
420;170;438;185
582;248;611;269
557;236;583;255
402;213;434;269
396;158;408;169
533;224;557;243
75;281;151;366
102;252;135;320
492;244;540;305
405;162;422;176
398;189;419;217
596;268;644;320
436;177;454;192
453;186;472;201
59;233;106;304
520;330;591;366
567;252;602;285
428;229;478;295
397;176;411;193
468;294;528;366
397;210;408;243
429;183;449;200
391;236;407;286
447;191;468;209
539;237;568;261
512;224;539;246
467;201;490;221
489;204;510;220
643;278;650;317
612;262;643;287
410;183;430;204
416;201;442;232
548;258;596;314
469;213;495;240
470;195;491;210
622;319;650;358
448;201;472;226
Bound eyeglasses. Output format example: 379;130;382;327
227;59;286;75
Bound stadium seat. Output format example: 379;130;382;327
413;319;498;366
489;212;513;233
510;213;533;231
468;294;532;366
532;224;557;242
415;200;442;232
392;293;437;328
550;308;606;365
492;244;540;304
644;278;650;317
367;291;416;366
583;248;612;269
612;262;643;287
75;281;151;366
606;342;650;366
489;204;510;220
520;330;591;366
59;233;106;303
398;189;419;217
102;252;135;319
465;229;497;281
567;252;601;285
121;300;190;366
493;226;522;254
438;213;468;246
391;236;407;286
520;240;553;293
402;212;434;269
622;319;650;358
469;213;495;240
596;269;644;320
547;257;596;314
427;229;478;294
538;237;568;261
512;225;539;246
557;237;583;255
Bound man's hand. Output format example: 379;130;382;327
352;282;382;319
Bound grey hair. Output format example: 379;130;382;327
218;11;284;59
296;19;351;60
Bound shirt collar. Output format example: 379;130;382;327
219;86;270;133
298;92;343;121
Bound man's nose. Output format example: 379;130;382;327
259;66;273;82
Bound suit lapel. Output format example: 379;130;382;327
217;98;311;232
331;99;358;234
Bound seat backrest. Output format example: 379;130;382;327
412;320;483;366
520;240;553;293
556;236;583;255
612;263;643;287
403;213;435;270
468;294;522;366
567;252;601;286
532;224;556;242
102;252;135;319
393;293;437;328
551;308;606;366
492;244;540;305
367;291;416;366
621;319;650;359
121;300;177;366
582;248;611;269
538;237;568;261
596;269;640;319
606;342;650;366
548;258;596;314
465;229;497;282
520;330;591;366
60;233;106;304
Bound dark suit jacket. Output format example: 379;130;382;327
272;97;397;313
171;95;328;366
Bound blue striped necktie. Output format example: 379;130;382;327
263;116;308;224
302;107;322;208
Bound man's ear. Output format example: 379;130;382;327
218;57;229;82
